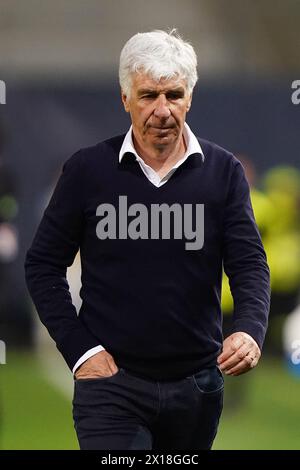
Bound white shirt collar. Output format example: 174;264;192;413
119;122;204;164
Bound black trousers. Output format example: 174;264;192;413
72;365;224;450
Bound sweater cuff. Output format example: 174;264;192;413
72;345;106;374
230;319;268;351
57;327;102;371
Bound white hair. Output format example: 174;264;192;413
119;29;198;98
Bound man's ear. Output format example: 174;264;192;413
121;90;130;113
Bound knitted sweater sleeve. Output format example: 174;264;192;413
24;151;100;370
222;157;271;349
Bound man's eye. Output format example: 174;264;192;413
141;94;156;99
167;93;183;100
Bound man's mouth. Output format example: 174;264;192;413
149;125;175;131
143;123;177;136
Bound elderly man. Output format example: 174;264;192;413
25;30;270;450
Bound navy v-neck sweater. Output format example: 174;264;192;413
24;134;270;380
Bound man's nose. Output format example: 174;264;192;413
153;94;171;119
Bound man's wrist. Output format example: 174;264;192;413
72;345;106;374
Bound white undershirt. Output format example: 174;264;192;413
119;122;204;187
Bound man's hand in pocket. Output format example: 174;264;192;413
75;350;119;380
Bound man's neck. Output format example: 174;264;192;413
132;132;187;176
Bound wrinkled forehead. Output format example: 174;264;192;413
131;71;188;93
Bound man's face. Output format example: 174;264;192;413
122;73;192;151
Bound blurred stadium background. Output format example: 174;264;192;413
0;0;300;450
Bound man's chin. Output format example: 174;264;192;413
148;131;178;145
152;136;175;148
